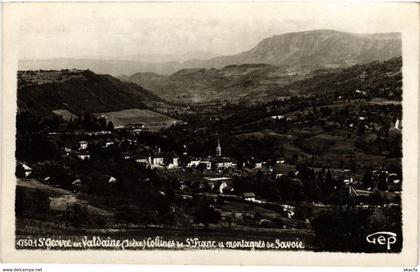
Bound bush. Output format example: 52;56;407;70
311;206;402;252
66;203;89;228
194;202;221;229
15;187;50;218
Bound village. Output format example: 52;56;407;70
15;66;403;252
17;109;402;225
8;1;409;255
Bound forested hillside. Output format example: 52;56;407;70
18;69;162;116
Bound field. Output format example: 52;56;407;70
96;108;181;131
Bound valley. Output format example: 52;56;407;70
15;29;403;253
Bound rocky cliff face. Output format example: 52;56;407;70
184;30;401;69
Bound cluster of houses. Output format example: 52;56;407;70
131;140;240;171
134;154;179;169
59;134;289;177
270;115;293;121
341;168;401;201
186;157;237;171
17;116;402;209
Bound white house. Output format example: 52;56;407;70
150;156;164;168
275;173;283;179
172;157;179;167
136;157;148;164
276;158;286;164
79;141;88;150
64;147;72;156
204;177;231;193
187;160;201;168
108;176;117;184
72;178;82;187
18;163;32;177
343;177;354;185
104;140;114;148
355;89;367;95
281;204;295;218
395;119;402;130
218;182;228;193
271;115;285;120
243;192;256;202
216;158;236;169
153;157;164;165
167;157;179;169
78;153;91;160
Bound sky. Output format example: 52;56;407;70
11;2;416;61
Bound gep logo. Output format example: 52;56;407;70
366;231;397;250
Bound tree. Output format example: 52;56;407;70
194;202;221;229
15;187;50;218
15;164;26;178
325;170;334;191
67;203;89;228
98;117;107;130
107;121;114;131
362;170;373;188
226;213;234;228
377;174;388;191
196;163;207;173
312;206;402;252
83;112;93;130
312;208;369;252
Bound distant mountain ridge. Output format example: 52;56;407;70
121;57;402;104
18;52;220;76
119;30;401;103
20;30;401;76
119;63;313;103
18;59;182;77
183;30;401;69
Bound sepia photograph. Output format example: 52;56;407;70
1;1;419;266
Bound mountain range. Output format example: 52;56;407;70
184;30;401;69
120;57;402;104
18;29;402;112
19;30;401;76
119;64;312;103
118;30;401;103
17;55;401;121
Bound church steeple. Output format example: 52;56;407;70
216;139;222;157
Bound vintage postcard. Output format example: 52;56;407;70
1;1;419;266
